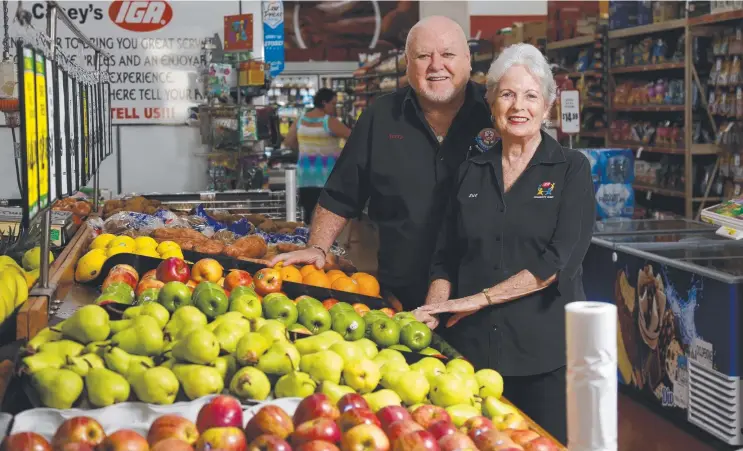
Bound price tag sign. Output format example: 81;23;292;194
559;90;580;134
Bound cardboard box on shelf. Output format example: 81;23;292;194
523;21;547;45
503;23;525;47
652;2;680;23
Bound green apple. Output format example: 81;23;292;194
343;358;381;394
137;288;160;304
331;310;366;341
158;282;193;313
229;286;262;319
364;311;388;338
475;368;504;399
263;295;298;326
400;321;432;351
446;358;475;376
192;282;229;320
370;317;400;348
296;296;324;314
355;338;379;359
393;312;417;327
330;302;355;317
298;304;332;334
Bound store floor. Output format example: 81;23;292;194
341;218;719;451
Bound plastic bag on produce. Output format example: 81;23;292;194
212;229;238;244
193;205;253;236
86;217;105;235
102;211;165;235
257;231;308;246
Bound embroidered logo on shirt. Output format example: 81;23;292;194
534;181;555;199
468;193;478;198
474;128;498;152
388;134;404;140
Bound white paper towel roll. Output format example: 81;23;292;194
566;301;618;451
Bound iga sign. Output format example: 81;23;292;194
8;1;244;125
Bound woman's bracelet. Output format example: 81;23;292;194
310;245;327;258
482;288;496;306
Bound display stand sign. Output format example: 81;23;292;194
45;57;57;205
82;84;89;184
560;89;580;148
263;1;285;78
18;44;39;227
55;66;68;197
70;77;79;192
35;52;50;211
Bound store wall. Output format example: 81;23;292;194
469;0;547;40
419;1;470;37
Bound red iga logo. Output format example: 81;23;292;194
109;0;173;32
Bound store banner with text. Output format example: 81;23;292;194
8;1;243;124
283;1;418;62
263;0;285;78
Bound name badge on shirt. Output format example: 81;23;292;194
474;128;498;153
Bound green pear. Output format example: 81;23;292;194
275;371;317;398
213;321;250;354
429;373;476;407
110;316;164;356
257;342;301;376
372;349;406;369
58;305;111;344
160;357;176;370
31;368;83;409
206;312;249;332
300;350;344;384
164;306;207;339
410;357;447;385
234;332;272;366
63;353;105;377
83;341;109;357
229;366;271;401
475;369;504;399
330;341;362;365
39;340;84;359
248;317;266;332
294;330;343;355
482;396;519;420
172;328;220;365
363;389;402;412
446;358;475;376
213;355;237;384
123;303;170;329
379;360;409;382
22;352;65;374
257;320;289;343
355;338;379;359
109;319;134;335
343;358;381;394
458;373;480;399
383;370;429;405
103;347;154;377
130;366;179;405
85;367;130;407
25;326;64;353
319;381;355;405
446;404;482;427
173;364;225;400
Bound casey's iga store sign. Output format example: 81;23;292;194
23;1;234;125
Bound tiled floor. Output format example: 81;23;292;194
343;217;725;451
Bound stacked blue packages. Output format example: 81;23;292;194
580;148;635;219
193;205;253;236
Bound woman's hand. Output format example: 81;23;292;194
416;294;487;317
269;247;326;269
413;309;439;329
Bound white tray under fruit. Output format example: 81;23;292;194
9;396;301;442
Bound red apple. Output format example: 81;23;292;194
98;430;149;451
293;394;340;427
142;269;158;281
156;257;191;283
471;429;513;451
291;418;341;446
224;270;254;291
377;406;412;432
110;264;140;283
461;416;493;439
496;414;529;432
195;427;247;451
0;432;51;451
338;393;369;413
386;420;423;444
253;268;282;296
523;437;558;451
295;440;341;451
192;258;224;283
147;414;199;446
322;299;339;310
135;278;165;297
247;434;292;451
196;395;244;433
51;417;106;449
506;430;540;447
411;405;451;430
427;421;457;440
438;432;476;451
244;405;294;442
338;408;382;433
56;445;95;451
102;272;138;291
341;424;390;451
392;430;439;451
151;438;195;451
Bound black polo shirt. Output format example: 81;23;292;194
318;81;492;309
431;131;596;376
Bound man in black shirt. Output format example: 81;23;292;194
270;16;492;310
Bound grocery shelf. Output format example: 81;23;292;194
608;18;687;39
583;101;605;109
689;9;743;26
610;62;685;74
610;143;719;155
566;71;603;78
579;130;607;138
546;35;594;51
633;183;724;203
611;105;685;112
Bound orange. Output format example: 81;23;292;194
331;276;359;293
280;266;303;283
351;272;373;281
327;271;346;285
303;271;331;289
300;265;321;278
354;273;381;297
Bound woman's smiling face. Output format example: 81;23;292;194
491;65;549;139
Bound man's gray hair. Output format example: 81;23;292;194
486;43;556;107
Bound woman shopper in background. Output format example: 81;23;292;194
284;88;352;223
414;43;596;445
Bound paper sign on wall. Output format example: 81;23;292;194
263;1;285;78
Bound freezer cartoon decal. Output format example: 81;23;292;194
615;264;701;410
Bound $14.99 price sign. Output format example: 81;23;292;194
559;90;580;134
